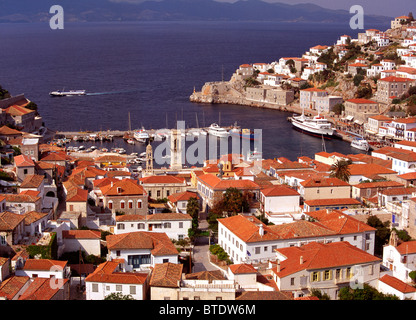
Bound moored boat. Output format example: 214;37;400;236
290;111;335;139
208;123;229;138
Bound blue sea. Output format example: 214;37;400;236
0;20;390;160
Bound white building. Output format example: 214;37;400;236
115;213;192;241
106;231;179;272
271;241;381;300
85;260;148;300
382;231;416;284
217;210;376;264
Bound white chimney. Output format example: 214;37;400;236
258;224;264;236
300;256;304;265
276;260;281;272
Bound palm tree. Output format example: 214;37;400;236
329;159;352;182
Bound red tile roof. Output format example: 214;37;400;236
168;191;198;203
229;263;257;274
304;198;361;206
395;240;416;255
0;276;30;300
23;259;67;271
140;175;185;184
261;185;300;197
18;277;69;300
14;154;35;167
149;262;183;288
300;177;350;188
346;98;378;104
106;231;178;256
62;230;101;239
85;261;148;285
272;242;380;278
101;178;146;196
379;274;416;293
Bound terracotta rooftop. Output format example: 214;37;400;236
379;274;416;294
106;231;178;256
149;262;183;288
272;241;381;278
85;260;148;285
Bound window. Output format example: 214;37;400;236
312;271;320;282
179;222;183;228
128;254;151;268
120;201;125;209
194;296;200;300
157;190;161;198
108;201;113;210
117;223;125;230
335;269;341;279
163;259;169;263
164;223;171;229
116;285;122;292
137;223;145;230
255;247;260;254
0;235;6;246
92;283;98;292
128;201;133;209
264;246;268;252
324;270;331;281
137;201;142;209
216;297;222;300
290;278;295;286
346;267;352;279
130;286;136;295
116;250;121;257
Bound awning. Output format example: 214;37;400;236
346;115;354;121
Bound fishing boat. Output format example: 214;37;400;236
127;138;135;145
49;89;86;97
351;137;370;151
208;123;229;138
290;110;335;139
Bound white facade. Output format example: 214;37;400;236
382;244;416;283
261;193;300;214
115;216;192;241
108;248;178;272
86;280;146;300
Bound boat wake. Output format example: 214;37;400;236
85;89;138;96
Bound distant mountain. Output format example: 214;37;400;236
0;0;392;24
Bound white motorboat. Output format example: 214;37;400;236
351;137;370;151
208;123;229;138
134;128;149;143
49;89;86;97
290;110;335;138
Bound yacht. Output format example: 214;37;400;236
351;137;370;151
134;128;150;143
49;89;86;97
290;110;335;138
208;123;229;138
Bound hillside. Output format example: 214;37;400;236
0;0;392;23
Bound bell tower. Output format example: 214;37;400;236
170;128;183;170
145;143;153;176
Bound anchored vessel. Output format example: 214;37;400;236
351;137;370;151
49;90;86;97
208;123;229;138
290;111;335;139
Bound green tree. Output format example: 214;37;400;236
367;215;391;257
310;289;330;300
332;103;345;115
329;159;352;182
104;292;135;300
353;73;364;87
220;188;250;216
339;284;398;300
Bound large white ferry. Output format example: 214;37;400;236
49;90;86;97
351;137;370;152
290;111;335;138
208;123;229;138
